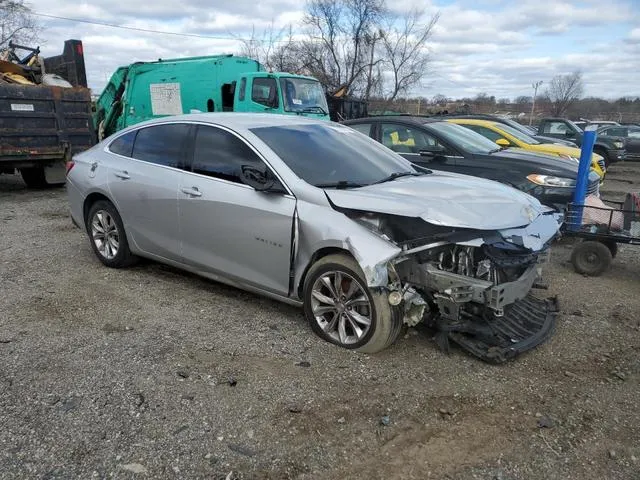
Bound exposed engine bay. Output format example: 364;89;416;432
342;208;561;363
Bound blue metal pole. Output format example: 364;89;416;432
568;125;597;231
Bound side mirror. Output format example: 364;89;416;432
240;165;284;193
564;130;575;138
418;145;446;157
495;138;510;148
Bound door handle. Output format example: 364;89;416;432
114;170;130;180
181;187;202;197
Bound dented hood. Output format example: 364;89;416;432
326;172;545;230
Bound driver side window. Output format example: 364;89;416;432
252;78;278;108
380;123;440;154
191;126;277;187
544;122;568;134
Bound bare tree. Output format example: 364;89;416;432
431;93;449;105
0;0;40;48
544;71;584;117
376;10;439;105
515;95;532;104
235;0;439;100
301;0;385;94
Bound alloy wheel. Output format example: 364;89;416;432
91;210;119;260
310;270;372;345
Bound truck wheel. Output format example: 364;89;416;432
86;200;137;268
303;253;401;353
571;241;612;276
20;167;48;188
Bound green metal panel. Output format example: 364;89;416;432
93;54;329;138
122;56;261;128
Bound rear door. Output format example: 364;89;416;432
106;123;190;261
378;122;459;173
179;124;295;295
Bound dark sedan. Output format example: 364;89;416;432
342;116;600;210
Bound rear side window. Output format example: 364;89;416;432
348;123;374;137
132;124;190;168
252;77;278;108
191;125;267;184
108;131;136;157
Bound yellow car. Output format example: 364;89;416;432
447;118;606;180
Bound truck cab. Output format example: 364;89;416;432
537;117;626;166
232;72;329;118
95;55;330;140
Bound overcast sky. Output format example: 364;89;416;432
29;0;640;100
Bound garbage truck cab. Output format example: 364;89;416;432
95;55;330;140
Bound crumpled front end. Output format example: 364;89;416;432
341;208;562;363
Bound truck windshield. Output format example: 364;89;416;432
279;77;329;115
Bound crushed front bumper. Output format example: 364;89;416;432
442;294;559;364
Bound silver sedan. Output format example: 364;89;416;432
66;113;561;362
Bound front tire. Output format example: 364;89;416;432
86;200;137;268
303;253;401;353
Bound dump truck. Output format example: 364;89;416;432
0;40;94;187
95;55;331;139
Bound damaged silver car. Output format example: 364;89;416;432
66;114;562;362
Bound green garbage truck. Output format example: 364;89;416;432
94;54;330;139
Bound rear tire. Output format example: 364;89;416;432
303;253;401;353
20;167;48;188
602;240;618;259
571;240;612;276
86;200;137;268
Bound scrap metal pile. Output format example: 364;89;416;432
0;41;73;87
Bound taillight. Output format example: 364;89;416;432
65;160;75;175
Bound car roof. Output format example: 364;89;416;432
118;112;330;132
447;118;500;128
343;115;443;125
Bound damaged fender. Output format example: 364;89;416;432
293;201;401;294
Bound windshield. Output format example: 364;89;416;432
279;77;329;115
426;121;501;154
496;123;540;145
567;119;584;132
250;123;416;187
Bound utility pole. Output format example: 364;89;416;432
530;80;543;126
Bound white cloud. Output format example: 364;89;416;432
25;0;640;99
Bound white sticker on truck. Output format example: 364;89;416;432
11;104;35;112
149;83;183;116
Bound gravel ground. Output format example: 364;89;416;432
1;163;639;480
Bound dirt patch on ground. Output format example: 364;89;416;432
1;165;639;479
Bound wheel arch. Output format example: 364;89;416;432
295;246;354;300
83;191;115;226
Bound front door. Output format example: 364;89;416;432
378;122;459;173
179;124;295;295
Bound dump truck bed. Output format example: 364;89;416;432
0;84;94;168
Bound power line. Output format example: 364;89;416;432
32;12;249;41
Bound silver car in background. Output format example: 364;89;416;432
66;113;561;362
